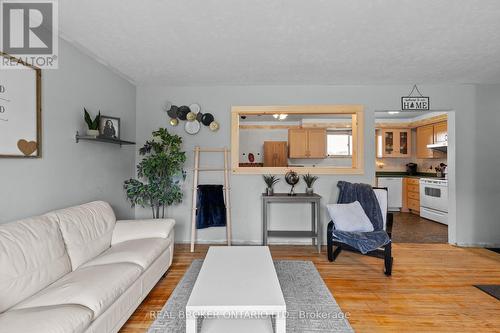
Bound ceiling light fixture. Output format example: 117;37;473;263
388;111;400;115
273;113;288;120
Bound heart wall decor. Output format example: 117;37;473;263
17;139;38;156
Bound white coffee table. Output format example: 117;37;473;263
186;246;286;333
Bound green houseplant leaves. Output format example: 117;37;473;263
124;128;186;218
84;108;101;130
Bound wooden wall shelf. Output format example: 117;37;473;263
75;131;135;146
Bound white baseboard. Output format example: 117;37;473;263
175;239;323;245
455;242;500;248
175;240;500;248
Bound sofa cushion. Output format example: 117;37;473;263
0;215;71;313
49;201;116;270
13;262;141;318
82;237;171;270
0;304;93;333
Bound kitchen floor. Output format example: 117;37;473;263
391;212;448;243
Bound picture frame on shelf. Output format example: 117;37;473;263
99;115;120;140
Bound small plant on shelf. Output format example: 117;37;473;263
263;175;279;196
302;173;318;195
84;108;101;137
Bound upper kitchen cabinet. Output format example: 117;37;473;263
288;128;326;158
433;121;448;143
288;128;308;158
417;124;435;158
306;128;327;158
416;122;447;158
378;128;411;158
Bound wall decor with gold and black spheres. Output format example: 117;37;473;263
209;121;219;132
164;101;220;134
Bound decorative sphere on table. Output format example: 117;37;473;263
285;170;299;196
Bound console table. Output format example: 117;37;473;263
261;193;321;253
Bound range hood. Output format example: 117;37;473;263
427;141;447;152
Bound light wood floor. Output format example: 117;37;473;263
120;244;500;333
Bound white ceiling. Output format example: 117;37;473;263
60;0;500;85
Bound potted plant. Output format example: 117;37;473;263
263;175;279;196
84;108;101;137
435;163;447;178
302;173;318;195
124;128;186;218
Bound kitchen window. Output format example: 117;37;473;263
327;131;352;157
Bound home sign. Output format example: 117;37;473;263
401;85;430;111
401;96;430;111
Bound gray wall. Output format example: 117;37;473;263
136;84;487;246
472;84;500;246
0;39;136;223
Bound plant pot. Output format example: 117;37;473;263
86;129;99;137
306;187;314;195
266;187;274;196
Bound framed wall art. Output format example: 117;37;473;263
0;52;42;158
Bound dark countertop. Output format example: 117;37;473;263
376;171;438;179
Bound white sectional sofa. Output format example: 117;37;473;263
0;201;175;333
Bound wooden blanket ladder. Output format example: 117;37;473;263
190;146;232;252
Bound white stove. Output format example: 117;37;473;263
420;178;448;224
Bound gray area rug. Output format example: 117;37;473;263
148;260;353;333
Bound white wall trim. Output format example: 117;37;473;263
455;243;500;248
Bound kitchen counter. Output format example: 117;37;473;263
376;171;438;179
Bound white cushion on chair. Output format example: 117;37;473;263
373;188;388;230
327;201;374;232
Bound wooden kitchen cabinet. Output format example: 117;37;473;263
380;128;411;158
433;121;448;143
416;124;435;159
416;122;448;159
288;129;308;158
263;141;288;167
307;129;327;158
403;177;420;213
288;128;326;158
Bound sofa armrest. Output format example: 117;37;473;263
112;219;175;245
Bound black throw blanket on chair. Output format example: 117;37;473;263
196;185;227;229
